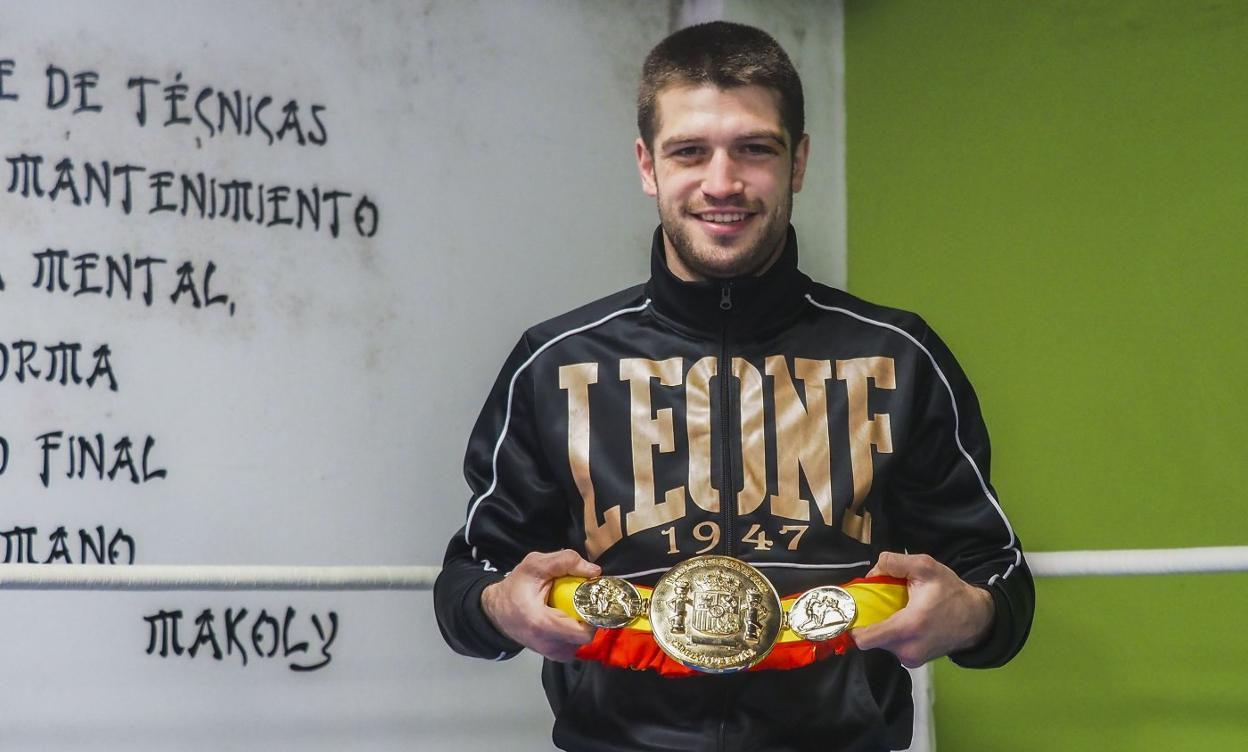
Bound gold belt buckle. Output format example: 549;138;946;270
650;555;784;673
572;555;859;674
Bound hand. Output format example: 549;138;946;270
851;552;994;668
481;549;602;662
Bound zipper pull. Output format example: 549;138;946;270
720;283;733;311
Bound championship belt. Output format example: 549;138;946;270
549;554;908;677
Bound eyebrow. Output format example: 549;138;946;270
660;130;789;151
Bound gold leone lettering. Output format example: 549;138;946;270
560;362;622;560
562;356;896;557
621;357;686;535
836;356;895;544
767;356;834;524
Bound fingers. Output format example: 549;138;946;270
519;549;602;581
549;611;597;646
850;621;883;651
851;610;910;652
857;553;932;662
535;610;597;654
853;612;930;668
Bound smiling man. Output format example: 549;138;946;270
639;81;807;281
435;21;1034;752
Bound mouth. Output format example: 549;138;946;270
690;209;756;234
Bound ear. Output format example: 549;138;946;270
635;137;658;197
790;133;811;193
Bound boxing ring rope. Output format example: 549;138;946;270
0;564;440;591
1027;546;1248;577
3;547;1243;752
2;546;1246;590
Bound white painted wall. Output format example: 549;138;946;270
0;1;849;749
0;2;665;749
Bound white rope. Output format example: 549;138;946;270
1;547;1245;591
1028;546;1248;577
0;564;440;591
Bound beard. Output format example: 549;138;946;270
657;184;793;280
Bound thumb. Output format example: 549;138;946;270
547;549;602;579
865;551;908;579
519;549;601;581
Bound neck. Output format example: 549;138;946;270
646;225;809;337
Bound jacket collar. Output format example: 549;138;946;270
645;225;811;337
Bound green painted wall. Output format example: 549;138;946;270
843;1;1248;748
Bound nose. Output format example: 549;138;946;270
701;150;744;200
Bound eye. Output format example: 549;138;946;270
669;145;704;159
742;143;779;156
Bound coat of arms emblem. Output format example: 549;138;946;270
665;569;769;648
649;555;783;673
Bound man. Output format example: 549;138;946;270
435;21;1033;751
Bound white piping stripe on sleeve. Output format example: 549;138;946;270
989;549;1022;585
804;295;1020;572
463;299;653;547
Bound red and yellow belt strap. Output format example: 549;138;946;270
550;575;908;678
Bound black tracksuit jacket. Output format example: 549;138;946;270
435;227;1034;751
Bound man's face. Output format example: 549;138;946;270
636;84;809;282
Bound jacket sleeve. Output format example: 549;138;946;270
433;333;571;660
890;323;1035;669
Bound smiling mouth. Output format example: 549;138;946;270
692;210;755;225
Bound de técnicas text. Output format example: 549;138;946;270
0;58;379;239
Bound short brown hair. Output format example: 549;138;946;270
637;22;805;153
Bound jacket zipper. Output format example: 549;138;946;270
718;282;734;558
718;283;737;752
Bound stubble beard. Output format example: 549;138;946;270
658;185;794;281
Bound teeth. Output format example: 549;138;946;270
702;212;747;224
